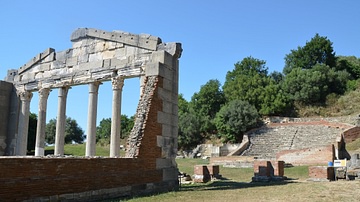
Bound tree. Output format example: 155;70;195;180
45;117;85;144
178;110;203;150
178;94;203;150
96;118;111;143
27;113;37;152
336;56;360;91
121;115;134;139
223;56;269;111
190;79;225;134
96;115;134;144
214;100;259;143
223;56;290;116
282;64;350;105
283;33;336;75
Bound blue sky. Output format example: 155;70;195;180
1;1;359;135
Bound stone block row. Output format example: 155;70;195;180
243;124;344;159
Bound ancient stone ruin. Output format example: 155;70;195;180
0;28;182;201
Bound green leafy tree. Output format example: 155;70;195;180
283;33;336;75
223;56;290;116
45;117;85;144
178;109;203;150
190;79;225;134
96;118;111;142
121;115;134;139
27;113;37;152
178;94;203;150
214;100;259;143
283;64;350;105
96;115;134;144
336;56;360;91
223;56;268;111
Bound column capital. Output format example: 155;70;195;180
58;86;70;97
89;81;102;93
111;76;124;90
39;88;50;98
17;91;33;101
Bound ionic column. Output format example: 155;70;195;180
110;76;124;157
85;82;101;157
55;86;69;156
16;91;33;156
35;88;50;156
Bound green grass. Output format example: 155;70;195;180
44;143;111;156
346;138;360;152
125;159;360;202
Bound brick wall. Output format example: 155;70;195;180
276;145;335;166
308;166;335;181
0;157;172;201
343;126;360;143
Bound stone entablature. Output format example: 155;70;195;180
12;28;179;92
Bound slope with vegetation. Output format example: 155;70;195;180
178;33;360;151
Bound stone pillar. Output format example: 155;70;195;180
35;88;50;156
86;82;101;157
110;77;124;157
15;91;33;156
55;86;69;156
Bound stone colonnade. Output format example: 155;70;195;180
16;78;127;157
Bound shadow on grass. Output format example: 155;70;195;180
179;178;297;192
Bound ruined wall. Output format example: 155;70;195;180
0;157;168;201
276;145;335;166
0;81;13;155
1;28;181;200
343;126;360;143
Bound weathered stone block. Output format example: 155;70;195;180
111;58;127;67
72;40;83;49
78;53;89;63
162;100;173;114
151;50;173;67
38;63;51;72
163;167;178;181
43;51;56;63
89;52;103;62
103;59;111;68
157;111;172;125
51;60;66;69
139;36;158;51
103;51;115;60
66;56;78;66
114;48;126;58
156;158;173;169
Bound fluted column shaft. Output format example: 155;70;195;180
55;86;69;155
86;82;101;157
16;91;33;156
35;88;50;156
110;77;124;157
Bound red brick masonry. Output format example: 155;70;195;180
0;157;164;201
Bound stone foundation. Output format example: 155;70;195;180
308;166;335;181
252;160;285;182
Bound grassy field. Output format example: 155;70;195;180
125;158;360;202
40;144;360;201
43;144;112;156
